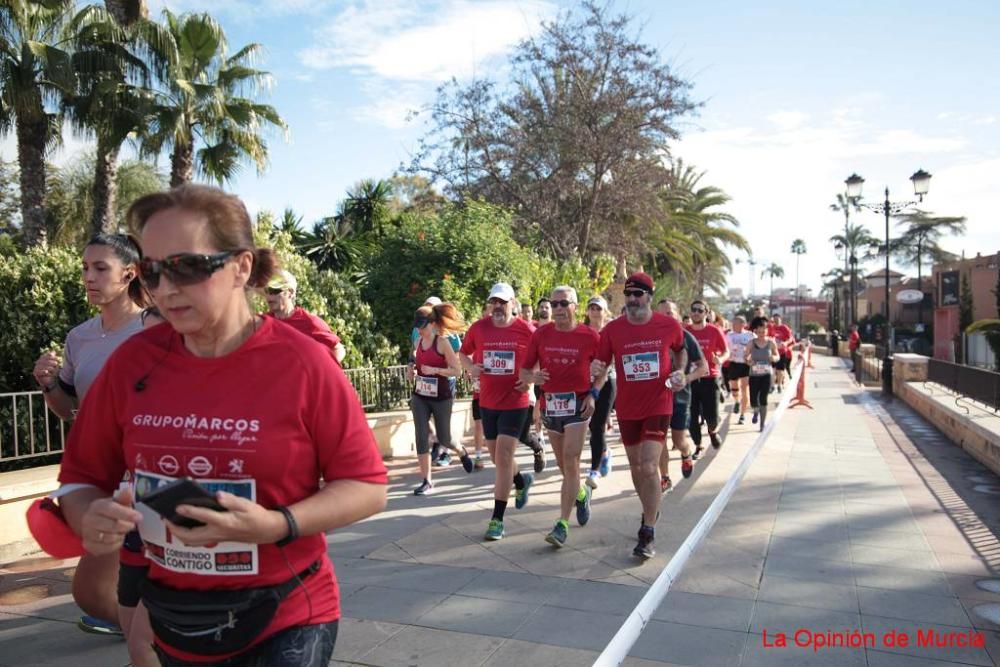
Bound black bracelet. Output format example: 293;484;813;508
274;505;299;547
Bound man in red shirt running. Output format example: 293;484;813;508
685;300;729;455
521;286;606;548
591;273;687;559
265;270;346;363
460;283;536;541
770;313;794;390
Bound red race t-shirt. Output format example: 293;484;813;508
772;323;794;358
596;312;684;420
269;307;341;354
848;330;860;352
461;317;534;410
523;324;600;394
58;317;386;663
685;323;730;378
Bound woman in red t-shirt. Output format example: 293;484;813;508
56;185;387;666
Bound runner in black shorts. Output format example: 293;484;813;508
460;283;537;541
521;286;605;548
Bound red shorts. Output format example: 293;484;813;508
618;415;670;446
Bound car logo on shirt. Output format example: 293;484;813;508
158;455;180;476
187;456;213;477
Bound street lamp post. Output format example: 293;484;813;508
844;170;932;396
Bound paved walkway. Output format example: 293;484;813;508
1;355;998;666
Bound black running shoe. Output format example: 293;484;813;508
709;431;722;450
633;525;655;559
692;444;704;460
533;447;546;473
460;452;474;473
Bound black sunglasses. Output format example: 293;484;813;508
413;317;431;329
691;306;706;313
138;251;238;290
551;299;575;308
488;297;508;305
265;287;285;296
624;289;646;298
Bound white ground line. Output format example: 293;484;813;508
593;361;806;667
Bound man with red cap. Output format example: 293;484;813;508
591;272;687;559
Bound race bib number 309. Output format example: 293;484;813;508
483;350;515;375
622;352;660;381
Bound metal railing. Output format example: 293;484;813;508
2;366;472;469
926;359;1000;412
0;391;68;469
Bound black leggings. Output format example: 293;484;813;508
589;378;616;470
749;375;771;409
411;395;455;455
689;377;720;444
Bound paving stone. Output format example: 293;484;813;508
651;590;754;632
756;573;860;613
860;615;994;666
865;648;983;666
416;594;539;638
362;625;505;666
482;638;600;666
857;587;973;627
342;586;448;625
628;620;746;666
750;600;861;635
455;569;567;606
741;635;868;667
513;605;624;651
334;617;407;661
853;563;954;596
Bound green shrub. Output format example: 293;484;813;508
0;246;92;392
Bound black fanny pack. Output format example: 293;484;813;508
141;560;320;656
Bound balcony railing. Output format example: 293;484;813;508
926;359;1000;412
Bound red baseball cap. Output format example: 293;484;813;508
625;272;655;293
26;497;85;559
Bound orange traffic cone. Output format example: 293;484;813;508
806;341;814;369
789;353;814;410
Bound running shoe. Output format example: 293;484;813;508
709;431;722;450
752;411;759;424
660;475;673;494
413;480;433;496
599;452;611;477
633;525;655;559
474;455;485;470
459;452;474;473
77;615;122;636
692;444;704;461
733;402;740;414
515;472;534;509
759;418;766;432
484;519;505;541
576;485;592;526
433;453;451;467
586;469;600;490
737;414;746;425
546;520;568;548
533;447;546;473
681;456;693;479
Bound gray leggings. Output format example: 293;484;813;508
411;395;455;455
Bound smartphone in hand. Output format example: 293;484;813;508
140;477;227;529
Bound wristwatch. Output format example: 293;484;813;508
588;387;600;400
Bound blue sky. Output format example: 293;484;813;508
8;0;999;298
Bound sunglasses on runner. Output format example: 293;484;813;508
624;289;646;298
138;251;239;290
413;317;431;328
690;306;706;313
550;299;575;308
265;287;285;296
488;297;508;305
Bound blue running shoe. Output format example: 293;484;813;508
545;520;568;548
77;615;122;636
515;472;534;509
485;519;504;541
599;452;611;477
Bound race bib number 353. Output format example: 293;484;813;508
622;352;660;381
483;350;515;375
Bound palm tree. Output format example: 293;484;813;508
830;192;861;324
298;215;365;273
760;263;784;306
104;0;146;27
662;160;750;298
790;239;807;333
821;267;847;331
0;0;78;246
341;179;393;238
66;4;174;234
829;222;879;327
890;209;967;324
141;10;286;187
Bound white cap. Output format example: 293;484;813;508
424;296;443;306
488;282;515;302
267;269;297;291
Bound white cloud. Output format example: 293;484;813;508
299;0;553;81
767;111;809;131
